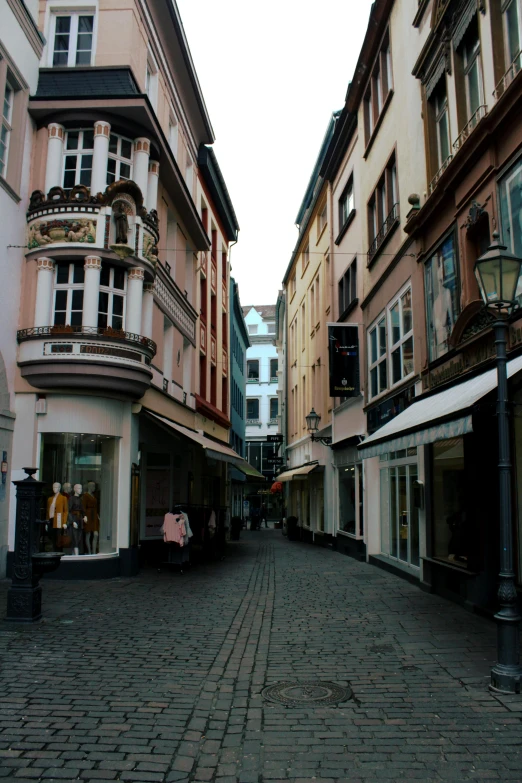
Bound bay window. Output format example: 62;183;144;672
53;262;85;326
98;266;126;330
51;13;95;67
107;134;132;185
63;130;94;189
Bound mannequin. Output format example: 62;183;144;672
46;482;68;549
68;483;87;556
62;482;73;498
82;481;100;555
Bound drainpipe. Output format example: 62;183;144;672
328;179;336;537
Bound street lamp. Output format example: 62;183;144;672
474;232;522;693
305;408;332;447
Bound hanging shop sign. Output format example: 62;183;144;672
328;324;359;397
266;433;283;443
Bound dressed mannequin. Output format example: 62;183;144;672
46;482;68;549
82;481;100;555
68;484;87;556
62;482;73;498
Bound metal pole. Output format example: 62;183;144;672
491;319;522;693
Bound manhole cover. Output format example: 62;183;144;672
261;681;352;707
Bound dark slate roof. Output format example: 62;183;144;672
34;67;140;99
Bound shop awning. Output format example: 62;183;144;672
145;411;264;477
358;354;522;459
275;463;319;482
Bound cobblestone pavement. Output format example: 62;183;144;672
0;531;521;783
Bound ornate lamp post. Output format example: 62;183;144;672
474;233;522;693
305;408;332;447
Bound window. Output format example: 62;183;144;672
503;0;522;68
338;259;357;317
367;152;399;261
247;399;259;420
290;272;296;299
368;316;387;398
461;19;483;121
315;276;320;325
431;78;451;170
301;303;306;344
363;31;392;143
339;179;355;229
0;80;13;178
431;438;469;567
168;115;178;159
98;265;126;330
368;285;414;400
145;52;158;107
51;13;94;67
270;398;278;419
248;324;258;335
339;465;357;535
310;283;315;327
266;321;275;334
500;159;522;304
389;288;413;386
270;358;278;381
247;360;259;381
425;233;460;362
380;451;420;567
302;244;309;273
63;130;93;189
318;202;327;235
107;134;132;185
53;262;85;326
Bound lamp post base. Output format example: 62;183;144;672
490;665;522;694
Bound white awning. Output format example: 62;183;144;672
358;354;522;459
276;464;319;482
145;411;263;476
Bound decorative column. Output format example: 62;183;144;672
34;258;55;328
44;124;65;195
133;138;151;206
82;256;102;328
91;121;111;195
126;267;145;335
142;282;154;339
147;161;160;212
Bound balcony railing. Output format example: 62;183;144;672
17;325;156;355
247;376;259;383
494;53;522;100
453;105;487;152
429;155;453;195
367;203;400;263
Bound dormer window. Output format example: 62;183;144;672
51;13;94;67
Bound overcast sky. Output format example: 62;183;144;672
176;0;374;308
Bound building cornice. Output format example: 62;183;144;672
198;145;239;242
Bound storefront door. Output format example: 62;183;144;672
380;450;419;567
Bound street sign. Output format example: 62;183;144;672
266;434;283;443
266;456;284;466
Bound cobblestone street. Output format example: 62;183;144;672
0;530;521;782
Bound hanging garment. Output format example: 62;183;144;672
161;513;186;545
208;510;216;529
47;493;69;529
82;492;100;533
180;511;193;546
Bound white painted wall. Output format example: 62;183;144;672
244;307;279;440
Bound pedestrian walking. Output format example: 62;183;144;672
260;502;268;528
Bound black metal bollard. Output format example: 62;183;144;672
5;468;62;622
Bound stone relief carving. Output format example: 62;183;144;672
28;219;96;248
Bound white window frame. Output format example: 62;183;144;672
246;398;260;420
387;284;414;389
53;262;84;326
368;313;387;400
145;48;159;109
269;397;279;419
62;128;94;189
247;359;260;381
107;133;133;185
48;8;97;67
98;266;127;330
0;79;13;179
502;0;522;68
434;83;451;168
340;180;354;227
462;31;483;120
168;111;178;160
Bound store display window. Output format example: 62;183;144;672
339;466;357;534
379;448;419;567
431;438;468;567
39;433;119;557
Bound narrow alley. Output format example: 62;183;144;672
0;531;520;783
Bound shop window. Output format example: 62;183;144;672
425;233;459;362
503;0;522;69
98;265;126;330
107;134;132;185
339;465;357;535
39;433;118;557
432;438;468;567
339;178;355;232
247;359;259;381
63;129;94;189
380;453;420;567
50;12;95;67
247;398;259;420
269;398;278;419
53;262;85;326
338;258;357;317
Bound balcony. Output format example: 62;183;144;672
26;182;159;273
367;203;400;264
17;325;156;398
452;105;487;152
494;54;522;101
246;418;261;426
429;155;453;195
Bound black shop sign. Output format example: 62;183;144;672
328;324;359;398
